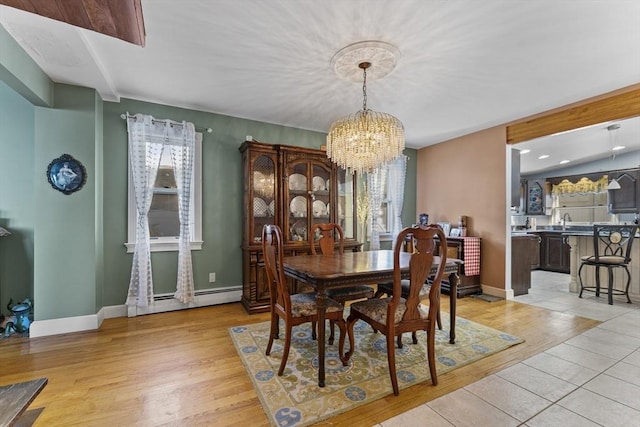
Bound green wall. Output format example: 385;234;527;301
103;99;333;303
102;100;418;304
33;84;102;320
0;80;35;311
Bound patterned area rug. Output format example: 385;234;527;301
230;315;524;427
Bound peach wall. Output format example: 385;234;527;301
417;126;507;291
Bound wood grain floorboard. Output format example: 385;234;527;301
0;297;599;426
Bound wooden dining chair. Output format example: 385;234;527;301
262;224;348;376
310;223;375;345
373;232;443;334
344;224;448;395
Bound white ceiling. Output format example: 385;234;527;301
1;0;639;169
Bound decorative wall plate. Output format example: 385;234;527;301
46;154;86;195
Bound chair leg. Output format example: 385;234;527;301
607;267;614;305
412;331;418;344
397;334;403;349
595;265;601;297
311;321;317;340
337;318;348;366
436;310;442;330
578;263;586;298
387;333;399;396
266;313;278;355
329;320;336;345
278;323;292;376
426;328;438;386
624;266;633;303
344;314;357;361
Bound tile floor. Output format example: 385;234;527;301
379;271;640;427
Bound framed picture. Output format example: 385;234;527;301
46;154;87;195
436;222;451;236
450;228;461;237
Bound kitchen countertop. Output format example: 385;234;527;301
512;226;640;237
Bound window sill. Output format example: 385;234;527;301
124;240;203;253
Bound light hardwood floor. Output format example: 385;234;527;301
1;297;599;426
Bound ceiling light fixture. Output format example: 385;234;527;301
326;41;404;174
559;160;570;164
520;149;531;154
606;123;622;190
538;154;549;159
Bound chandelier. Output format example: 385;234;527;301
326;41;405;174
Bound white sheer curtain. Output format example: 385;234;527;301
126;113;196;307
387;155;407;250
367;167;387;251
170;130;196;303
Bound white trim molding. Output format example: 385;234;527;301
28;287;241;337
482;284;515;300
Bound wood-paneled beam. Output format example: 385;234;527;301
0;0;145;46
507;85;640;144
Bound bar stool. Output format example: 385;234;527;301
579;224;637;305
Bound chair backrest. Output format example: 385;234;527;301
392;225;447;322
592;224;637;263
310;223;344;255
262;224;291;312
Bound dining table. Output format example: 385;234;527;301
283;249;461;387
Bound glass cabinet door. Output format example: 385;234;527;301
286;160;309;242
284;159;333;244
251;154;276;244
310;163;332;241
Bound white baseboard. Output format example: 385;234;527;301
29;312;103;338
28;287;241;338
482;284;514;300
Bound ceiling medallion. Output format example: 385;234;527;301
327;41;405;174
331;41;401;82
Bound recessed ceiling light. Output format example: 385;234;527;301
538;154;549;159
520;149;531;154
559;160;570;164
612;145;626;151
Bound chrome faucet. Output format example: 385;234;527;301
562;213;572;230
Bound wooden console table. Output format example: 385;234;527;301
0;377;48;426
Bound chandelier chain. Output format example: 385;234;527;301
362;66;367;111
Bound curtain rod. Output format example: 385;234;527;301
120;113;213;133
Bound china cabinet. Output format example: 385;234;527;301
239;140;361;313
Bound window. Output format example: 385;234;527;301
125;133;203;252
362;166;392;241
375;171;392;240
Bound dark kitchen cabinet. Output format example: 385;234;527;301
608;169;639;214
529;235;540;270
535;232;570;273
512;235;536;296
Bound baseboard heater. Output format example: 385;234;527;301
128;286;242;317
153;286;240;301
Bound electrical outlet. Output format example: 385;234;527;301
209;272;216;283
